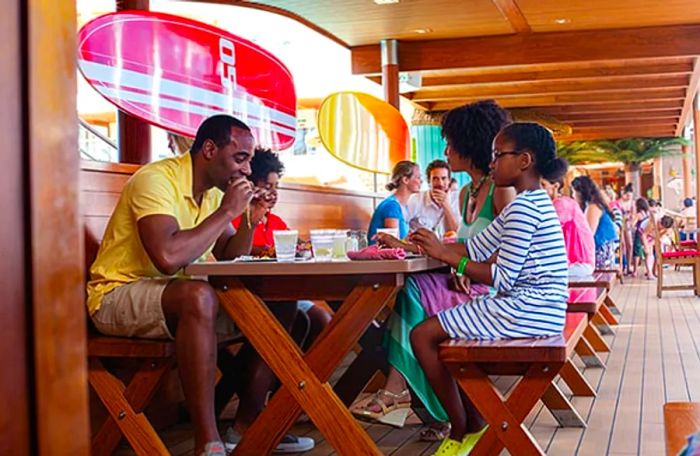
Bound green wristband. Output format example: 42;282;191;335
456;256;469;277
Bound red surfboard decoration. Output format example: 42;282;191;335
77;11;297;149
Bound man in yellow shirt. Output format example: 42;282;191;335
87;115;306;456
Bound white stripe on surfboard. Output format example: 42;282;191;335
94;84;295;139
79;59;296;131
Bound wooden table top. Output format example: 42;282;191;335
185;256;445;277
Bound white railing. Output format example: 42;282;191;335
79;118;117;162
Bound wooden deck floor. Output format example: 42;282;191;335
116;268;700;455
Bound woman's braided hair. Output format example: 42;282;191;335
441;100;511;174
499;122;568;182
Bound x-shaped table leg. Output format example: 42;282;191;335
449;362;562;456
218;277;398;455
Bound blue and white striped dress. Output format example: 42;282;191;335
437;189;569;340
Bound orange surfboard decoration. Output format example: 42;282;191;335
317;92;410;174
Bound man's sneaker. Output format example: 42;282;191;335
274;434;315;454
201;441;226;456
224;427;315;454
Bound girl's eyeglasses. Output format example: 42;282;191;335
491;149;523;161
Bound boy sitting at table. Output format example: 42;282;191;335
87;115;312;456
231;147;331;351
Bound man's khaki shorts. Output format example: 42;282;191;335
91;278;239;340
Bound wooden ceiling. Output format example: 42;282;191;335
205;0;700;141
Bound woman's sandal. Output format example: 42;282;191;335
460;425;488;453
419;423;451;442
350;389;411;427
431;437;462;456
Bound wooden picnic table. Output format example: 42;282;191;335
185;256;443;455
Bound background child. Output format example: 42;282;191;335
408;123;569;456
632;198;653;279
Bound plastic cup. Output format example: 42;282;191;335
332;230;348;259
273;230;298;262
310;229;335;262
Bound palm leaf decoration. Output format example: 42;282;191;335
556;141;614;164
556;137;689;165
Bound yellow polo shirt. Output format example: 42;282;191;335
86;153;223;315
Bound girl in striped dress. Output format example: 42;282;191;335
409;123;569;456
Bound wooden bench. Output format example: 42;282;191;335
440;312;588;455
569;287;615;344
664;402;700;455
83;162;173;455
567;287;609;370
530;288;608;429
569;271;621;323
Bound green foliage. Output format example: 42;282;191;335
556;141;611;164
556;137;689;165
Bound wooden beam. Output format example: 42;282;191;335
352;24;700;75
566;119;678;128
382;39;400;109
554;110;681;121
428;89;685;111
676;58;700;136
560;131;676;141
559;126;676;141
536;101;683;115
201;0;349;48
491;0;531;34
410;74;689;100
416;62;693;87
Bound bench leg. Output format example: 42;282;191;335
598;303;619;326
592;313;615;336
574;338;606;368
584;324;611;353
605;295;622;316
541;382;587;428
89;358;171;456
450;362;561;456
559;360;596;397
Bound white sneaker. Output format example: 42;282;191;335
201;441;226;456
224;427;315;454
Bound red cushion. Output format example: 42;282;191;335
663;250;700;258
680;240;696;247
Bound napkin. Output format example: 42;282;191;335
347;245;407;261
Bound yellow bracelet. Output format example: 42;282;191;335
245;207;252;230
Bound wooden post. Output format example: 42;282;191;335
1;1;31;454
116;0;151;164
682;144;692;198
27;0;91;454
694;94;700;250
381;39;400;110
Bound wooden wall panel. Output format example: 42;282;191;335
28;1;90;454
0;0;30;454
79;161;380;240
